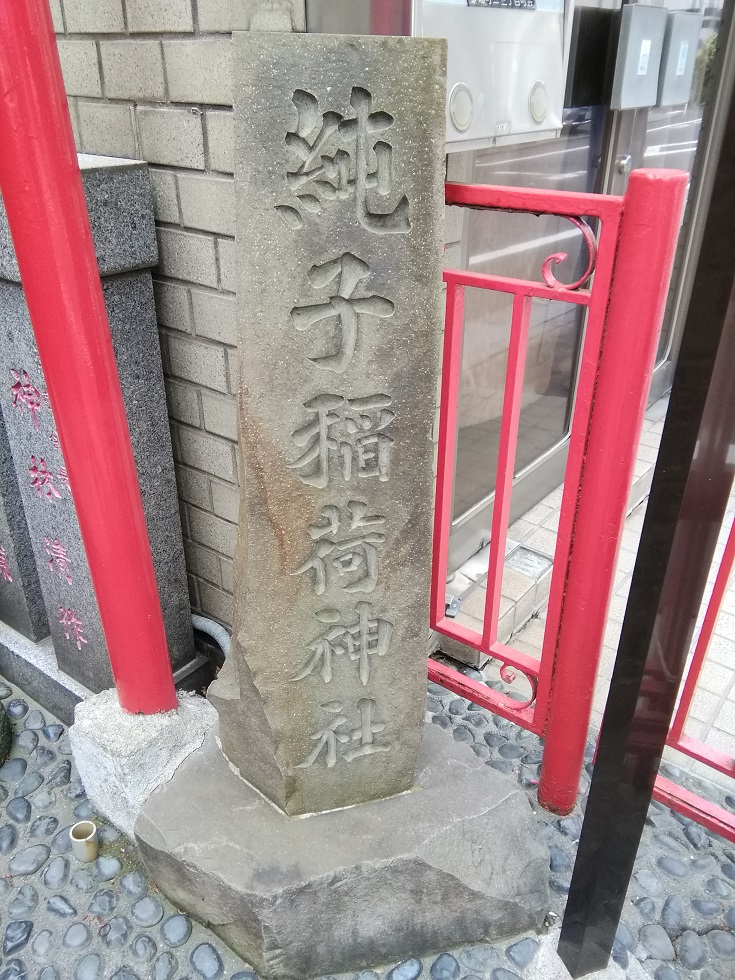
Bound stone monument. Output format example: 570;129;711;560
137;29;548;980
0;156;194;692
0;411;48;641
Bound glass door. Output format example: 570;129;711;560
446;113;603;569
447;0;726;573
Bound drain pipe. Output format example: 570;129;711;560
191;615;231;657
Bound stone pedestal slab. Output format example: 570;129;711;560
135;724;550;980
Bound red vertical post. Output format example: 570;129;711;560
482;294;532;647
430;279;466;629
538;169;688;813
0;0;177;713
669;513;735;741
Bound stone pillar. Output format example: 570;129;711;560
208;31;446;816
0;412;48;641
136;31;549;979
0;155;194;693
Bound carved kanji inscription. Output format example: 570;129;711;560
277;87;411;234
291;253;394;374
292;500;386;595
289;394;394;488
297;698;391;769
292;602;393;686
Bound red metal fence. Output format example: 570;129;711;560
429;171;688;815
653;508;735;840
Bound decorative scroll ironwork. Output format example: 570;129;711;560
541;217;597;291
498;661;538;710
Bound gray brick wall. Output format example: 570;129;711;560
54;0;455;631
54;0;240;628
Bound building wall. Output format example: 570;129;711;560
50;0;457;629
50;0;244;627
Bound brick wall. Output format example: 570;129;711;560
50;0;456;630
50;0;241;627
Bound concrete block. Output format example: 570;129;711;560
205;110;234;174
184;539;222;586
178;428;235;482
78;100;138;159
211;480;239;523
157;228;218;288
202;392;237;440
149;169;180;224
67;98;82;150
165;379;202;427
216;236;236;292
197;0;231;31
137;106;205;170
136;725;549;980
0;156;156;282
174;464;213;511
197;581;233;623
154;279;192;333
178;173;235;236
187;505;237;557
163;38;232;106
57;39;102;98
101;40;167;102
168;335;229;392
232;0;305;31
71;688;218;839
188;573;199;609
225;346;239;393
49;0;64;32
191;288;236;345
64;0;125;33
220;557;234;593
126;0;194;32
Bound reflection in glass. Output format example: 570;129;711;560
448;115;597;524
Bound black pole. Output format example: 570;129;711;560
558;8;735;977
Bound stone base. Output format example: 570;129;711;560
70;688;217;838
135;724;550;980
0;617;211;725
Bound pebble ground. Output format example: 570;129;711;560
2;674;735;980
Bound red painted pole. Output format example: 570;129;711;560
537;169;688;813
0;0;177;713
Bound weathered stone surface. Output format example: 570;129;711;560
209;31;446;815
0;158;193;691
70;689;217;838
136;727;549;980
0;412;48;641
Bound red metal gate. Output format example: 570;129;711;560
429;171;688;815
654;509;735;840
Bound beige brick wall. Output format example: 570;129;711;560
54;0;240;627
54;0;455;631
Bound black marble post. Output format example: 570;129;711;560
558;13;735;976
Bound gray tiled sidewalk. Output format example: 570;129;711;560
443;396;735;792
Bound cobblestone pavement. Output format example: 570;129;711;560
2;678;735;980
